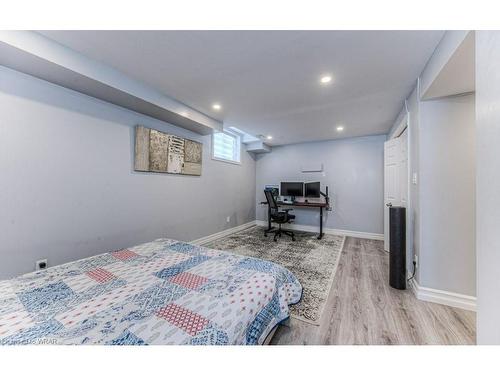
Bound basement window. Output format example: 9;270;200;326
212;130;241;164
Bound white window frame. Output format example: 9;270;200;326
211;130;241;165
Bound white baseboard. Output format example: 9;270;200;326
255;220;384;240
408;278;476;312
192;220;383;246
190;221;256;246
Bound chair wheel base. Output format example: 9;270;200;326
264;223;295;243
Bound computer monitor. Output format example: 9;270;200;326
305;181;321;198
280;182;304;197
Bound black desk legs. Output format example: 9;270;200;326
263;202;325;240
318;206;324;240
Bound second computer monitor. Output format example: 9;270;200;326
280;182;304;197
305;181;321;198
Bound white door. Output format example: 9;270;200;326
399;128;409;210
384;137;402;251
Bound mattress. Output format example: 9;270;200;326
0;238;302;345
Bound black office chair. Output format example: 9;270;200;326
264;190;296;242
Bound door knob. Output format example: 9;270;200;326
386;202;393;207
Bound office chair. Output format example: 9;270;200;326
264;190;296;242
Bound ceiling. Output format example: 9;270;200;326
39;31;444;145
422;31;475;100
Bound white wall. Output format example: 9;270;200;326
255;136;385;235
476;31;500;344
419;93;476;296
0;66;256;280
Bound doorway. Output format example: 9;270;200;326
384;127;408;252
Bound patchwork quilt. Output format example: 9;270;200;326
0;239;302;345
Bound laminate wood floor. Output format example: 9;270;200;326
271;237;476;345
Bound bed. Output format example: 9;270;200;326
0;238;302;345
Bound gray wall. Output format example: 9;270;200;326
408;85;422;282
255;136;385;235
0;66;256;280
388;79;476;299
419;93;476;296
476;31;500;344
387;86;420;276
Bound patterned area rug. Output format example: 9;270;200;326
205;226;345;325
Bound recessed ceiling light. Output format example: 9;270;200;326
266;135;273;140
336;125;344;132
320;75;332;84
212;103;222;111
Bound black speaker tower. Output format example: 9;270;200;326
389;206;406;290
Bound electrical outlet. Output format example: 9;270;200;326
412;172;418;185
413;254;418;268
35;259;48;271
226;216;231;223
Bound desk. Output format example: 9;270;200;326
261;200;329;239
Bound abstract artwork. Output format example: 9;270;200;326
134;125;203;176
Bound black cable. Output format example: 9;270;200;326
407;260;417;281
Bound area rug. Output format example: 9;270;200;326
205;226;345;325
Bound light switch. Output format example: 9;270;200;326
412;172;418;185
